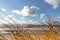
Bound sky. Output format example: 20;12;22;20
0;0;60;25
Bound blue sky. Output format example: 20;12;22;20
0;0;60;25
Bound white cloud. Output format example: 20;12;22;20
1;8;6;12
0;15;37;24
8;15;13;18
0;17;47;25
0;15;15;24
0;16;33;24
21;17;25;20
45;0;60;9
29;20;33;24
18;20;33;24
57;16;60;18
42;19;47;24
12;6;39;16
31;6;40;10
20;20;27;24
40;13;45;19
16;20;40;25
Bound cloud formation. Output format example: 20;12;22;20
40;13;45;19
0;15;15;24
57;16;60;18
45;0;60;9
0;15;46;25
12;6;39;16
1;8;6;12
